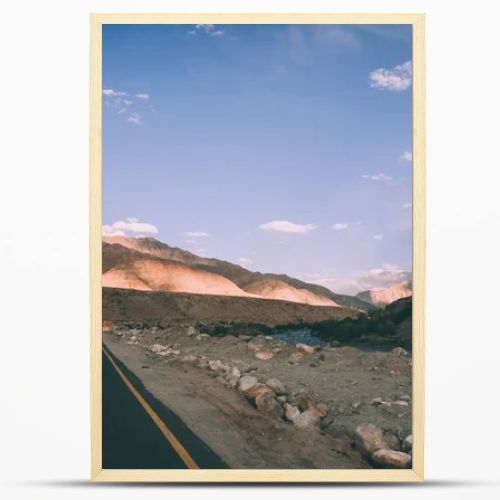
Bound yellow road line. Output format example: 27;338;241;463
103;347;199;469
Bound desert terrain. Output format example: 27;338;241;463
102;237;413;469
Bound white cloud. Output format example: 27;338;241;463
362;173;393;182
135;93;149;100
127;112;143;126
238;257;253;266
369;61;412;91
259;220;316;234
401;151;413;162
196;248;207;254
373;233;384;240
303;264;412;295
184;231;210;237
103;218;158;237
332;223;349;231
103;89;128;97
403;202;412;209
189;24;225;37
185;239;197;244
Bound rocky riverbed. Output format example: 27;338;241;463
103;321;413;469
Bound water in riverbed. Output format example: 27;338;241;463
268;328;327;348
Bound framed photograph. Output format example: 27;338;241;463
90;13;425;482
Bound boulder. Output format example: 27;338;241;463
353;423;385;456
392;347;409;357
292;408;322;429
371;449;412;468
254;391;284;419
266;378;286;395
284;403;300;422
255;351;274;361
238;375;258;393
247;383;274;401
225;373;240;389
402;434;413;452
296;343;316;355
289;352;304;364
383;431;401;451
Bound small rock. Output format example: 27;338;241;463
277;395;287;404
255;391;284;418
284;403;300;422
150;344;167;354
238;335;252;341
225;373;240;389
186;326;197;336
181;355;197;363
383;431;401;451
289;352;304;363
392;347;409;357
399;393;411;402
353;423;385;456
238;375;258;393
266;378;286;395
230;366;241;378
330;340;341;348
209;359;224;372
402;434;413;452
255;351;274;361
371;397;385;406
330;438;353;456
292;408;322;429
296;343;316;354
371;449;412;468
392;400;409;406
247;383;274;401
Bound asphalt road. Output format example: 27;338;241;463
102;345;228;469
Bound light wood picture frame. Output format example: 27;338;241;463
90;13;425;482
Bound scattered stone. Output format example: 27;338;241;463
230;366;241;378
383;431;401;451
392;400;409;406
330;340;342;348
225;373;240;389
255;351;274;361
254;391;284;419
392;347;409;357
247;383;274;401
277;395;288;404
238;375;258;393
186;326;197;336
292;407;322;429
284;403;300;422
266;378;286;395
238;335;252;341
209;359;224;372
289;352;304;364
371;397;385;406
181;355;197;363
402;434;413;453
399;394;411;403
150;344;168;354
247;342;261;352
371;449;412;468
353;423;385;456
296;343;316;355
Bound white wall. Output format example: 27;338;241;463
1;1;499;499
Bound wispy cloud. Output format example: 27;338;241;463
127;112;143;126
135;93;149;100
259;220;316;234
302;264;411;295
184;231;210;237
369;61;412;91
373;233;384;240
103;89;128;97
103;218;158;237
332;223;349;231
188;24;225;37
401;151;412;162
362;173;393;182
238;257;253;266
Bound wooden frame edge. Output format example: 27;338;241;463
89;13;425;483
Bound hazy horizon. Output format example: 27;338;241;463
102;24;412;295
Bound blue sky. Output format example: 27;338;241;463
102;24;413;294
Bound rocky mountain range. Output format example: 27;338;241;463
102;236;408;311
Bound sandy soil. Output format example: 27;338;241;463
103;322;412;469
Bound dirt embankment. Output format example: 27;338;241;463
103;287;360;327
104;323;412;470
